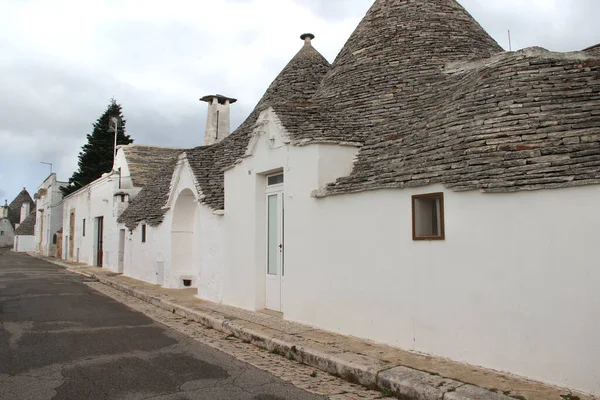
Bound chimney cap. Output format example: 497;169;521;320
200;94;238;105
301;33;315;42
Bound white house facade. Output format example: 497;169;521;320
1;188;35;248
62;144;181;272
117;1;600;396
33;173;67;257
13;208;37;252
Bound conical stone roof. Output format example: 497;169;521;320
8;188;35;228
315;0;502;102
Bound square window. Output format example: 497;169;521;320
412;193;445;240
141;224;146;243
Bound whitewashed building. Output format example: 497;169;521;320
117;0;600;396
0;188;35;248
62;144;181;272
13;208;37;252
33;173;67;257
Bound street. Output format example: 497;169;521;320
0;249;325;400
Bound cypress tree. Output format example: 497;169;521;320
61;99;133;196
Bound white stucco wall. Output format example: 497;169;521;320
221;109;600;395
280;184;599;395
13;235;36;252
223;111;359;310
122;157;224;303
34;174;67;257
0;219;14;247
62;173;131;272
61;147;140;270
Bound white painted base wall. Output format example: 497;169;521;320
283;184;600;395
13;235;36;252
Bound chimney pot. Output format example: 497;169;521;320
301;33;315;44
200;94;237;146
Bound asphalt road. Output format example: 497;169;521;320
0;248;325;400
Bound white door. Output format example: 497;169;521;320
266;174;284;312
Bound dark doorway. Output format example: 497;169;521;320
96;216;104;267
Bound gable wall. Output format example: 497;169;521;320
123;157;224;303
223;121;358;310
35;174;66;256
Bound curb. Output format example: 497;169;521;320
36;254;514;400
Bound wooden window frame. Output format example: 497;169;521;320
141;224;146;243
412;192;445;241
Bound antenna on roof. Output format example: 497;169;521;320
508;30;512;51
40;162;52;175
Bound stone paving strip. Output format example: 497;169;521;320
32;254;595;400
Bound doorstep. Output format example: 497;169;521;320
31;253;596;400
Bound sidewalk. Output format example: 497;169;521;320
33;254;594;400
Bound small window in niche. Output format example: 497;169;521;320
52;233;57;244
267;174;284;186
412;193;445;240
141;224;146;243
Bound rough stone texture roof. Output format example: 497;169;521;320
15;209;36;235
584;43;600;57
275;0;503;146
118;40;330;228
285;0;599;196
7;189;35;228
121;145;183;187
120;0;600;226
320;48;600;195
186;40;331;211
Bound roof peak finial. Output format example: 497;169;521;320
301;33;315;45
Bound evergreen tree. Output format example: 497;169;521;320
61;99;133;196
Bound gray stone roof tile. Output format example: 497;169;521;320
121;145;184;187
15;209;36;235
7;189;35;228
119;39;330;228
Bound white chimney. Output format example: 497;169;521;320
200;94;237;146
20;202;30;223
1;200;7;219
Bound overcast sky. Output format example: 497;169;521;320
0;0;598;202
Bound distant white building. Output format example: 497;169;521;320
62;144;181;272
33;173;67;257
0;188;35;248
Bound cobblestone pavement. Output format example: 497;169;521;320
87;282;394;400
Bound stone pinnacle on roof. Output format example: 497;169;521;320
254;32;330;108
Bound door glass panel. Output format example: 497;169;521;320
267;195;278;275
